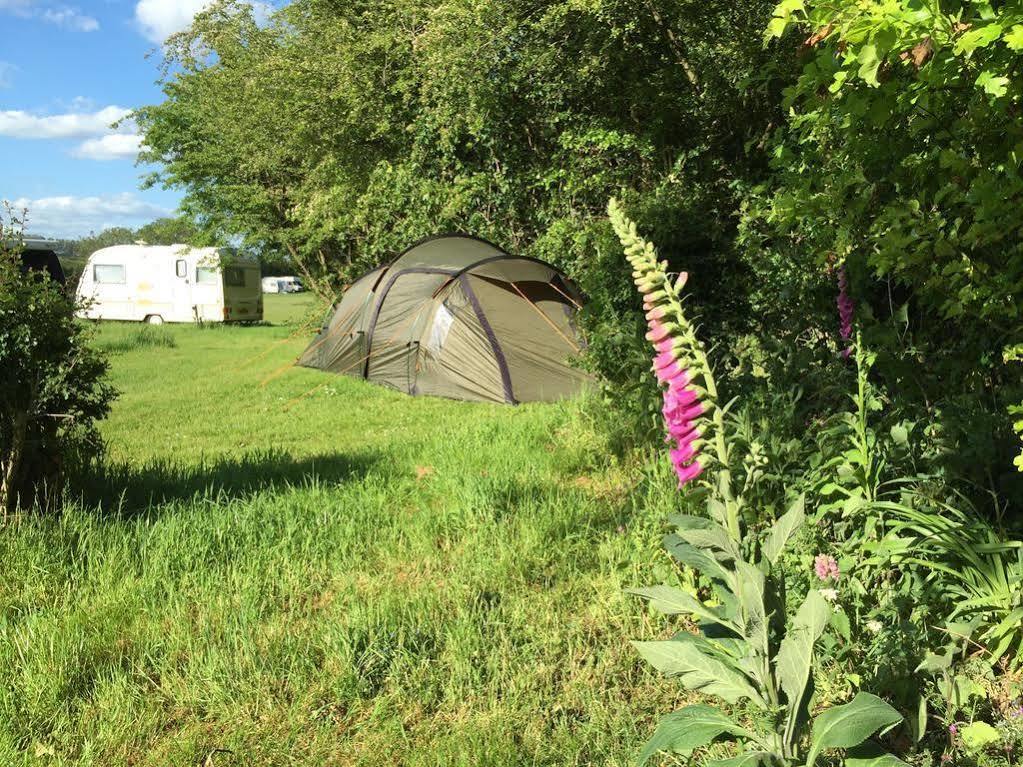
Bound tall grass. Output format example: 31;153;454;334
0;295;684;766
97;326;177;354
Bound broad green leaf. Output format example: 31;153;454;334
775;0;804;13
916;696;927;743
775;589;830;748
735;560;768;655
627;586;739;632
664;536;733;587
705;751;774;767
707;498;733;532
976;71;1009;98
805;693;903;767
845;742;911;766
766;16;789;39
955;24;1003;55
762;495;805;565
669;514;737;556
961;721;1001;753
637;705;750;765
914;651;952;674
857;45;880;87
633;634;762;705
1005;25;1023;51
830;607;851;642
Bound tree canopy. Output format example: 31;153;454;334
135;0;1023;479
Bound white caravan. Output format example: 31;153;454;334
261;275;304;294
76;244;263;324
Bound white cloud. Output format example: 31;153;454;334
0;62;15;89
135;0;207;43
72;133;144;161
0;1;99;31
41;7;99;31
0;106;131;139
8;193;171;238
134;0;271;43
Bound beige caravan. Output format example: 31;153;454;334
76;245;262;324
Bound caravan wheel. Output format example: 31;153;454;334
144;314;165;325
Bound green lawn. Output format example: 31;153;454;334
0;294;684;766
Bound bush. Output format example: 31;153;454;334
613;200;1023;767
0;221;116;518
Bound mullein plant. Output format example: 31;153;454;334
609;199;907;767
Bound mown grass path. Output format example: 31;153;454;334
1;296;681;766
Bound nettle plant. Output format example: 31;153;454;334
610;200;907;766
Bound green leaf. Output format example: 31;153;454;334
775;589;830;748
845;742;911;766
663;536;734;588
669;515;737;557
766;16;788;39
805;693;903;767
913;696;927;743
1005;25;1023;51
914;651;953;674
955;24;1003;55
637;705;750;766
762;495;805;565
830;70;849;94
961;721;1001;753
735;559;768;650
705;751;774;767
976;71;1009;98
633;634;763;705
857;45;881;87
627;586;738;632
830;608;851;642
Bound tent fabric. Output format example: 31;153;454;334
297;235;591;404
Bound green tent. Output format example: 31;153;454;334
298;235;591;404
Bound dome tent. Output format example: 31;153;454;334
297;235;591;404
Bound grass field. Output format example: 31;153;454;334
0;294;686;766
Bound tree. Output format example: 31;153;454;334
135;216;201;246
71;227;136;259
745;0;1023;486
135;0;797;441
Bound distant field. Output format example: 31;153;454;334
0;294;684;766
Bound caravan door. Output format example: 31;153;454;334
166;255;195;322
191;253;226;321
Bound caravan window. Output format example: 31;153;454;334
196;267;219;284
175;259;187;278
224;267;246;287
93;264;125;284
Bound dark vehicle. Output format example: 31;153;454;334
8;239;67;285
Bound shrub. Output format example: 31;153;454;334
0;218;116;518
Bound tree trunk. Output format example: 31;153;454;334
285;241;335;305
1;410;28;523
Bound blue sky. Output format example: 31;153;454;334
0;0;251;238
